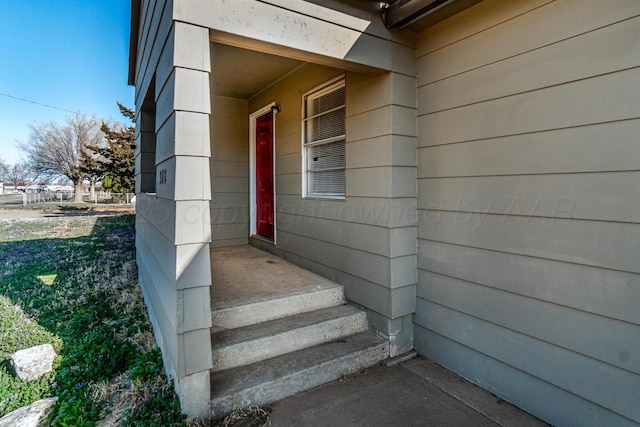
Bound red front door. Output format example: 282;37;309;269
256;112;274;240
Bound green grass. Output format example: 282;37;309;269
0;215;186;426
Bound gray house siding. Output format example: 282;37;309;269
414;0;640;425
210;93;249;247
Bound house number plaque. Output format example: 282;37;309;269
159;168;167;185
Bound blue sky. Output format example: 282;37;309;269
0;0;134;164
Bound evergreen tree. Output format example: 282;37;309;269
83;103;135;193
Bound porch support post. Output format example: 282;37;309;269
374;71;418;357
154;21;213;418
346;69;418;357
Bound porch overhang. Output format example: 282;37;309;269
209;30;386;77
184;0;406;75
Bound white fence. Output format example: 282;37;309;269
23;192;73;205
22;191;135;206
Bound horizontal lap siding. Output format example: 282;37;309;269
414;0;640;425
210;95;249;247
134;0;183;381
135;0;173;109
134;0;174;279
259;231;415;318
136;194;180;380
414;326;636;427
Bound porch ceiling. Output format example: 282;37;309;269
212;43;304;99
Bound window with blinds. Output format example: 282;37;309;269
302;77;346;198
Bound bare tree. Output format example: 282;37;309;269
5;162;33;190
21;115;103;202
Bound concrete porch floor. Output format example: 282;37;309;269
210;245;341;312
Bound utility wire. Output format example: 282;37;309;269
0;92;99;119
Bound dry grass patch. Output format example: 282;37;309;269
214;406;272;427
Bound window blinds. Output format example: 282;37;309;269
303;81;346;197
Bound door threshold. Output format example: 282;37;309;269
251;235;274;245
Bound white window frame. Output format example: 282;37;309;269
301;75;346;199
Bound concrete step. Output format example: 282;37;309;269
211;283;344;332
210;332;389;418
211;305;367;372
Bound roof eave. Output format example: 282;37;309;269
128;0;141;86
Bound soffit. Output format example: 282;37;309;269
212;43;304;99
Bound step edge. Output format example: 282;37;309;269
211;304;365;344
211;332;388;391
211;287;345;331
211;283;344;313
211;312;368;372
212;310;367;354
210;341;389;417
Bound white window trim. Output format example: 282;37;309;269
301;74;346;200
249;102;277;243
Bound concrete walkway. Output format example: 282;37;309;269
267;356;547;427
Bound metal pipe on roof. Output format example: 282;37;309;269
382;0;484;30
